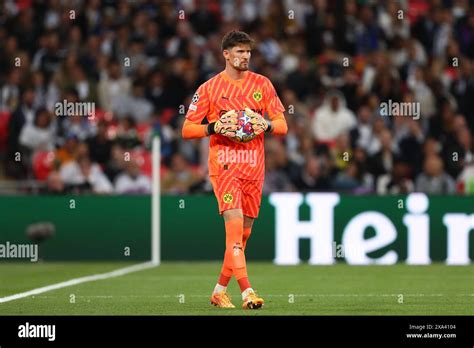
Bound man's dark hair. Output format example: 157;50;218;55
221;30;254;51
20;86;35;99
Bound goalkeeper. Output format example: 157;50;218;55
182;30;287;309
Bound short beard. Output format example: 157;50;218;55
231;57;249;71
234;65;249;71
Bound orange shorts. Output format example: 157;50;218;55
210;174;264;219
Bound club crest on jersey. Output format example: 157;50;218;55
223;193;233;204
191;92;199;104
253;91;262;102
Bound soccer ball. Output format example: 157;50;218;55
233;110;256;143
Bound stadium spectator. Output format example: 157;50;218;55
285;57;315;103
285;114;312;166
398;118;425;176
114;158;151;195
70;65;98;103
115;116;141;149
263;138;297;194
312;90;356;143
352;146;374;194
98;59;131;113
451;127;474;179
114;80;153;122
350;105;373;151
457;161;474;194
378;1;410;41
56;134;79;166
377;161;415;195
162;153;204;194
368;128;400;180
44;170;65;195
87;120;113;167
31;70;47;109
145;70;166;111
407;67;436;119
0;69;21;112
457;127;474;162
189;0;220;37
5;87;36;177
293;155;330;192
457;8;474;58
104;144;128;183
450;58;474;131
281;88;311;120
332;132;352;172
332;161;370;193
61;114;97;142
60;154;113;194
415;154;456;194
33;31;64;80
19;107;55;152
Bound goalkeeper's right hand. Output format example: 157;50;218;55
207;110;239;138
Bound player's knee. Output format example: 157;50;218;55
223;209;243;221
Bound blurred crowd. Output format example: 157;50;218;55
0;0;473;195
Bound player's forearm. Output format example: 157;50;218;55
267;118;287;135
182;121;208;139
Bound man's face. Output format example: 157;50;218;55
330;96;339;112
224;44;251;71
126;160;141;178
23;89;35;106
109;63;121;79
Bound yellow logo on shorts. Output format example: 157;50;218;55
253;91;262;102
223;193;233;204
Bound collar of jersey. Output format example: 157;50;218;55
221;70;248;86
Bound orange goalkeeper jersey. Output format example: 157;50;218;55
185;70;285;180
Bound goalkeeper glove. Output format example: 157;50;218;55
207;110;239;138
244;108;272;136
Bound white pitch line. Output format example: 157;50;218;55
25;293;474;299
265;294;474;297
0;261;157;304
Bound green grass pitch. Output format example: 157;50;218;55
0;262;472;315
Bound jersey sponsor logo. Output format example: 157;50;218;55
223;193;233;204
191;92;199;104
252;90;262;102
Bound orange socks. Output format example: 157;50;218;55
242;226;251;250
225;217;246;274
237;227;252;291
218;250;232;286
217;218;253;287
218;272;231;287
237;277;251;292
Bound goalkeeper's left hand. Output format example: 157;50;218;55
245;108;272;136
